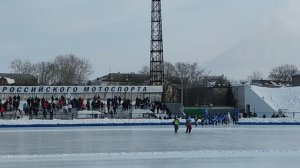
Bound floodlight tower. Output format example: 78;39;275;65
150;0;164;85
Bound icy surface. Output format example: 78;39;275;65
0;125;300;167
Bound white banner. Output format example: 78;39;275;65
0;86;163;94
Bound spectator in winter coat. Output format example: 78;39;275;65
68;103;72;113
15;109;21;119
0;105;4;118
86;100;90;110
63;105;68;114
23;102;28;115
185;115;193;133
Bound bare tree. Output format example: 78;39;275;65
248;71;264;80
9;54;93;85
164;61;176;81
10;59;36;74
138;61;207;85
36;62;56;85
269;64;298;82
174;62;205;85
138;65;150;75
188;62;205;84
52;54;93;85
174;62;190;80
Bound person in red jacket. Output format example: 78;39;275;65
185;115;193;133
0;105;4;118
42;101;49;119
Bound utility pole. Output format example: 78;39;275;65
150;0;164;85
181;75;184;109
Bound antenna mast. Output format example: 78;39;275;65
150;0;164;85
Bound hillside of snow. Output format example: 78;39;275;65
251;85;300;112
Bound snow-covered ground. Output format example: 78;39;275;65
2;116;300;127
0;125;300;167
2;84;300;167
238;117;300;124
251;85;300;112
0;117;177;127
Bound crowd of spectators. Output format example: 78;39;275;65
0;95;166;120
0;95;21;118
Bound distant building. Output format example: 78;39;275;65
250;80;283;88
0;73;38;86
90;73;235;106
89;73;162;102
232;84;245;110
203;75;231;87
92;73;150;85
292;71;300;86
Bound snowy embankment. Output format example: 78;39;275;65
2;117;300;127
251;85;300;112
0;118;186;128
237;117;300;125
1;149;298;160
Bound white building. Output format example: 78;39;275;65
243;84;300;117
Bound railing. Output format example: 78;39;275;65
76;110;132;119
0;106;165;120
1;111;75;120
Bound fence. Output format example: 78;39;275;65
1;111;75;120
76;109;133;119
0;107;160;120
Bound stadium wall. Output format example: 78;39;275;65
244;85;276;117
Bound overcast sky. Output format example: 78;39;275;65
0;0;298;80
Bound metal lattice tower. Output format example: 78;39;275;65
150;0;164;85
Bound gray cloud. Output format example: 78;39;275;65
0;0;293;81
202;0;300;80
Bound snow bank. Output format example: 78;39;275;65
237;117;300;125
3;114;300;127
251;85;300;112
0;118;187;128
0;77;15;84
1;149;298;160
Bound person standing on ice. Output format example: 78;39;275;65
227;112;232;124
172;116;180;133
185;115;193;133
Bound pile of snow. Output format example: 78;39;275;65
251;85;300;112
0;149;298;160
0;77;15;84
238;117;300;124
0;117;186;127
77;110;103;119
